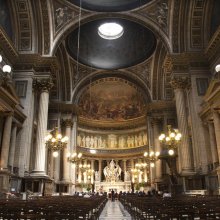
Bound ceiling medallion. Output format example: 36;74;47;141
98;22;124;40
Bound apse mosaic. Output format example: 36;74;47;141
78;78;145;121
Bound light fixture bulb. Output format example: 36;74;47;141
0;55;2;63
90;149;96;154
3;65;12;73
165;137;170;142
168;149;174;156
215;64;220;73
57;134;62;139
150;163;155;168
53;151;59;157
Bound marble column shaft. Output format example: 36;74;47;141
0;114;13;169
213;111;220;163
62;120;72;182
8;123;17;172
208;121;219;165
32;78;53;175
91;160;94;184
152;119;162;180
123;160;126;180
174;86;193;173
71;116;77;185
99;159;102;181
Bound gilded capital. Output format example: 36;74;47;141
33;77;54;92
62;118;73;127
170;77;191;90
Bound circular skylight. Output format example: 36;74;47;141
98;22;124;40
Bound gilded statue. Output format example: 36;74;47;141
103;160;121;182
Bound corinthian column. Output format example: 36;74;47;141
171;77;193;174
208;121;219;167
31;78;53;176
62;119;72;182
213;110;220;163
0;114;13;170
8;123;17;172
99;159;102;182
151;118;162;180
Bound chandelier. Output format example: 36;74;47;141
67;152;83;165
45;127;68;156
143;147;160;167
158;125;182;155
131;168;143;179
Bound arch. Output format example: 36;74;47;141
71;70;152;105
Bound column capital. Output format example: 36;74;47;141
33;77;53;92
62;118;73;127
151;117;162;125
170;76;191;90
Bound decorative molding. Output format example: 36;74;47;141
170;76;191;90
14;0;32;51
40;0;50;54
146;100;175;113
0;27;18;62
205;26;220;63
70;60;92;86
62;118;73;127
127;58;152;88
172;0;181;53
77;145;146;156
189;0;206;49
33;77;54;92
138;0;169;34
78;115;146;130
53;0;80;34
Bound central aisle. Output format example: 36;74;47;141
99;200;132;220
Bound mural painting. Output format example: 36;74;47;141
78;78;145;121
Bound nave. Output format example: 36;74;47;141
99;200;131;220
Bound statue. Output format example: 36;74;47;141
143;133;148;145
90;136;94;148
82;136;85;147
85;136;90;148
94;136;98;148
77;135;82;146
135;135;138;147
103;160;122;182
97;136;102;148
95;171;100;181
125;171;131;181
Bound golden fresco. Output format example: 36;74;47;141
78;78;145;121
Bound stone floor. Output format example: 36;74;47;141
99;200;132;220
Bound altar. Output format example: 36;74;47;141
94;160;132;193
95;181;131;193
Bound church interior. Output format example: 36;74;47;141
0;0;220;219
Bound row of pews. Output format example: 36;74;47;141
119;194;220;219
0;195;107;219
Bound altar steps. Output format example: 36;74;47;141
99;200;131;220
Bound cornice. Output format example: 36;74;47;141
77;145;146;159
146;100;175;113
163;53;209;73
78;116;146;130
49;102;79;115
205;26;220;64
0;27;18;63
13;54;59;73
